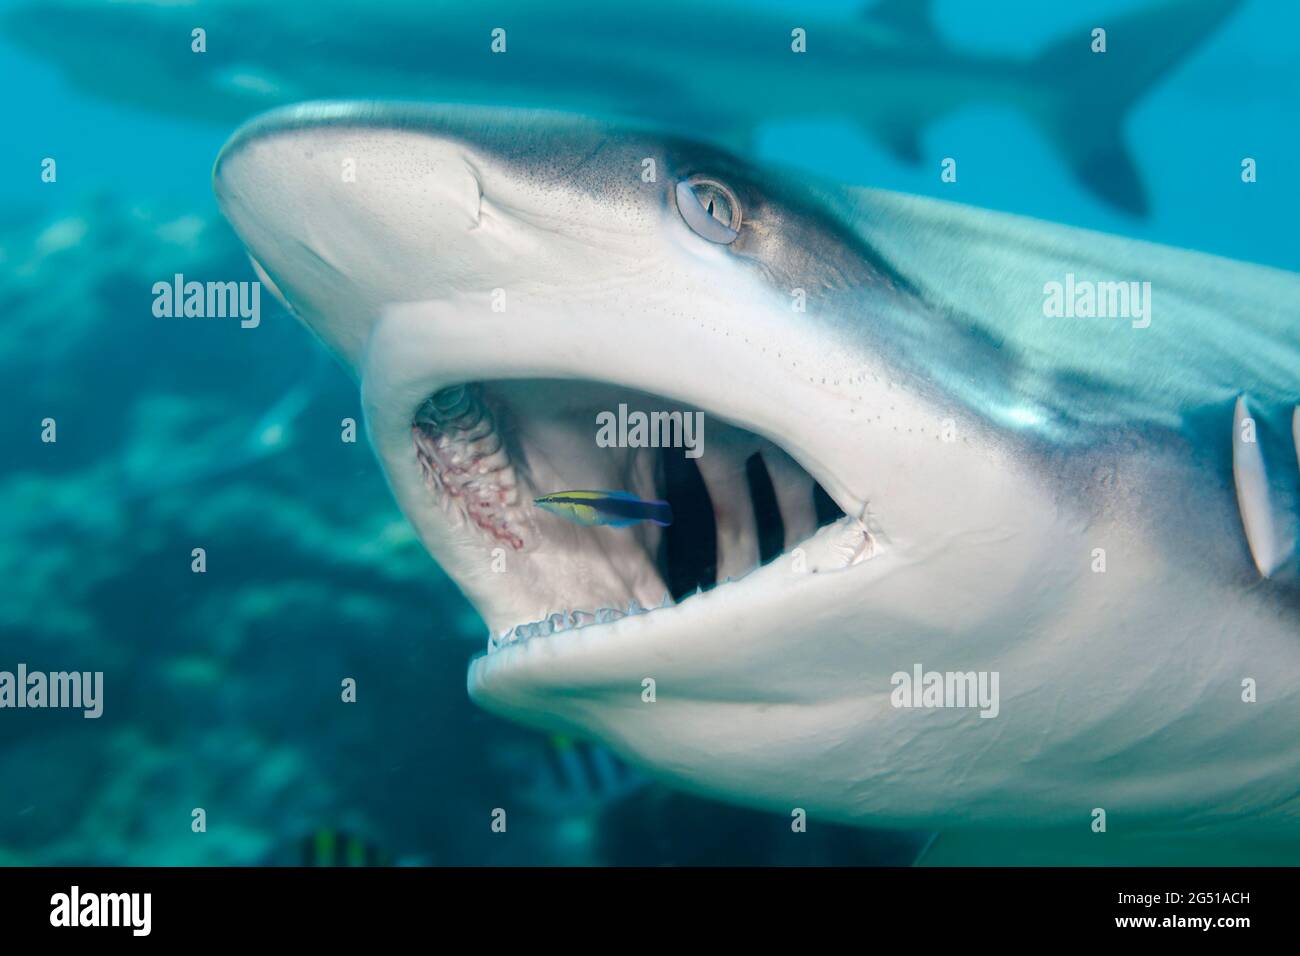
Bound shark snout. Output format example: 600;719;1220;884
214;107;507;365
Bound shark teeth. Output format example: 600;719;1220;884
483;515;876;655
487;593;675;653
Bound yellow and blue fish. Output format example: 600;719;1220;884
534;490;673;528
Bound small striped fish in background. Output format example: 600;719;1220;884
266;829;392;867
503;734;649;820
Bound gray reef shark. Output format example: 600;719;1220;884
212;101;1300;864
8;0;1244;215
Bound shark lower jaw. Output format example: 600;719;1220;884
396;372;876;673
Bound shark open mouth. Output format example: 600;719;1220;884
408;378;862;653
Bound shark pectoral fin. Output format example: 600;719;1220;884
1232;396;1297;580
1027;0;1242;216
1293;405;1300;473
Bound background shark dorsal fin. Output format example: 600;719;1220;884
867;0;935;37
1022;0;1242;217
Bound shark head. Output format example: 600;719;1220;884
213;102;1300;834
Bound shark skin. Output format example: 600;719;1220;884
7;0;1245;214
212;102;1300;864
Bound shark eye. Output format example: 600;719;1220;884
675;176;741;244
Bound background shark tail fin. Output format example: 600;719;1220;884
1032;0;1241;216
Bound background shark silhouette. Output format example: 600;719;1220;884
4;0;1243;215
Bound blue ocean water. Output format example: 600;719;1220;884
4;0;1296;266
0;0;1294;865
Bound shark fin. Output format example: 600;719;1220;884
1293;406;1300;473
859;1;936;160
1029;0;1242;217
866;0;935;38
1232;396;1299;580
